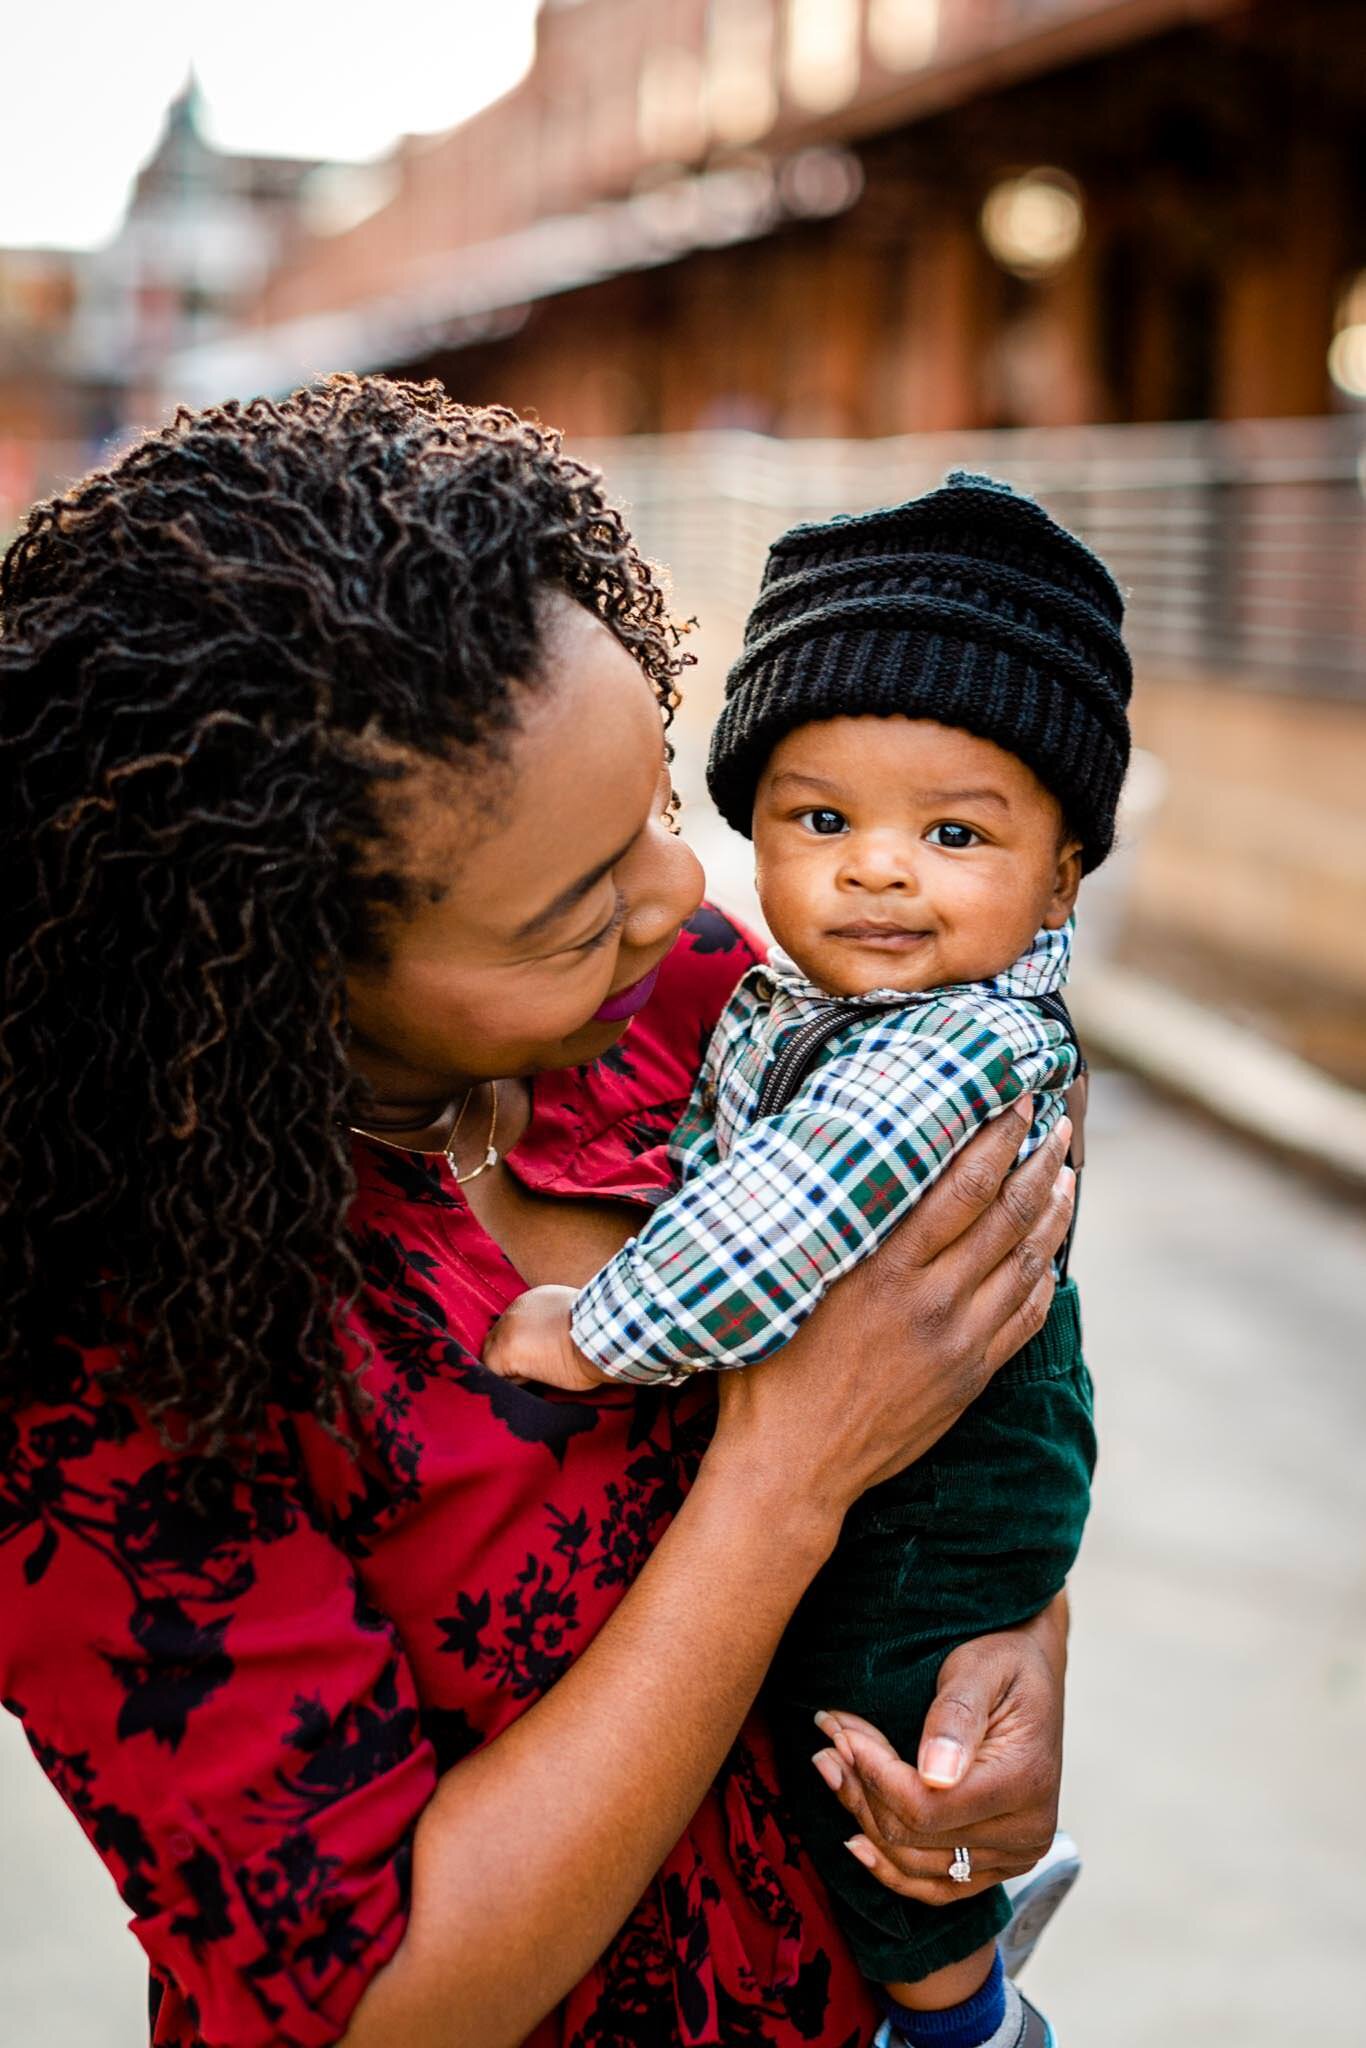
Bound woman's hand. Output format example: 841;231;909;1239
342;1112;1072;2048
708;1101;1076;1533
810;1594;1069;1903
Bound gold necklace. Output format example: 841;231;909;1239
444;1081;499;1184
351;1082;500;1186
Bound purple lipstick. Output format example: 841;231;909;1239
593;964;661;1023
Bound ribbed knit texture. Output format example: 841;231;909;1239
881;1949;1011;2045
706;471;1132;871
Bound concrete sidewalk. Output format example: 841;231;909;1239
1070;963;1366;1191
1029;1073;1366;2044
2;1077;1364;2044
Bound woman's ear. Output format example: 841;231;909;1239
1043;838;1084;928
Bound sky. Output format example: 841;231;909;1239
0;0;541;249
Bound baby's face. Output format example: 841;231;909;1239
751;717;1082;997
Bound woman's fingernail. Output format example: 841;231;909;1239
814;1709;855;1767
811;1748;844;1792
919;1737;965;1786
844;1835;877;1869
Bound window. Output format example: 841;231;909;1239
708;0;779;146
868;0;940;71
784;0;861;115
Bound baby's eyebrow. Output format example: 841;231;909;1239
916;787;1010;810
769;771;1011;812
769;771;847;797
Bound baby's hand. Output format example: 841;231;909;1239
483;1285;611;1392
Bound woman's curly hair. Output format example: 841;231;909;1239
0;374;688;1452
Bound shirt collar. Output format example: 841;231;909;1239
767;917;1073;1006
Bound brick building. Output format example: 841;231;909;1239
0;81;337;527
179;0;1365;437
23;4;1366;1067
0;249;87;528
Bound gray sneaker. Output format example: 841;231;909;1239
873;1984;1058;2047
1016;1988;1059;2045
1001;1829;1081;1980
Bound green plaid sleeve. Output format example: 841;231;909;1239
571;996;1077;1385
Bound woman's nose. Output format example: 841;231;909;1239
621;822;706;950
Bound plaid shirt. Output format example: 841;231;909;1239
571;921;1078;1386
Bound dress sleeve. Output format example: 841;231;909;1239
664;986;736;1182
570;999;1075;1383
0;1363;437;2048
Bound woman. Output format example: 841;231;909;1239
0;377;1074;2048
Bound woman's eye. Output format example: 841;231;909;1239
575;894;627;953
798;808;848;836
926;822;980;849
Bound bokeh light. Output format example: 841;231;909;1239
980;168;1086;278
1329;271;1366;400
1329;326;1366;401
785;0;862;114
868;0;941;71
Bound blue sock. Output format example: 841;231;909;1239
881;1948;1007;2047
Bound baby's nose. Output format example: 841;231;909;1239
842;837;920;890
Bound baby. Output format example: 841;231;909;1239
486;473;1131;2048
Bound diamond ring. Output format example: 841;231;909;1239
948;1845;973;1884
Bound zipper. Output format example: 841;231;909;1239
756;1001;894;1120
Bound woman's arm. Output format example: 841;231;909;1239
342;1104;1074;2048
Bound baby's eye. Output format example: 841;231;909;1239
797;808;848;836
926;822;980;849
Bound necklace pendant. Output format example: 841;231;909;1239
449;1144;499;1186
445;1080;500;1185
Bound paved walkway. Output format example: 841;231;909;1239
2;1078;1364;2044
1030;1073;1366;2044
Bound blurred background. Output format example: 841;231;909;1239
2;2;1363;2042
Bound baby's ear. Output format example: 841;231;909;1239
1044;839;1084;927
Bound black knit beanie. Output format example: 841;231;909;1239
706;472;1132;871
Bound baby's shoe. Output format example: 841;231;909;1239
874;1983;1057;2048
1000;1829;1081;1979
1013;1988;1058;2046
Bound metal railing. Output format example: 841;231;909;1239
584;415;1366;700
8;417;1365;699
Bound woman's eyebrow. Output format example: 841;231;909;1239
512;837;636;942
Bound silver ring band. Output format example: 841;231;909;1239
948;1845;973;1883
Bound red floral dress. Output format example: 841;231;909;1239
0;907;879;2048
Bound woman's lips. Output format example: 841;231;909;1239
828;925;934;949
592;964;661;1023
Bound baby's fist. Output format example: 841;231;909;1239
484;1285;610;1391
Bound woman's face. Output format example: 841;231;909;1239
345;593;705;1100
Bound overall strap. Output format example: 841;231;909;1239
755;988;1088;1280
1019;990;1087;1281
755;999;898;1121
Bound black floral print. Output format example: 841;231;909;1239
1;911;878;2048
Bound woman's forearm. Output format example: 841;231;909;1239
1031;1587;1070;1682
342;1108;1072;2048
341;1447;838;2048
